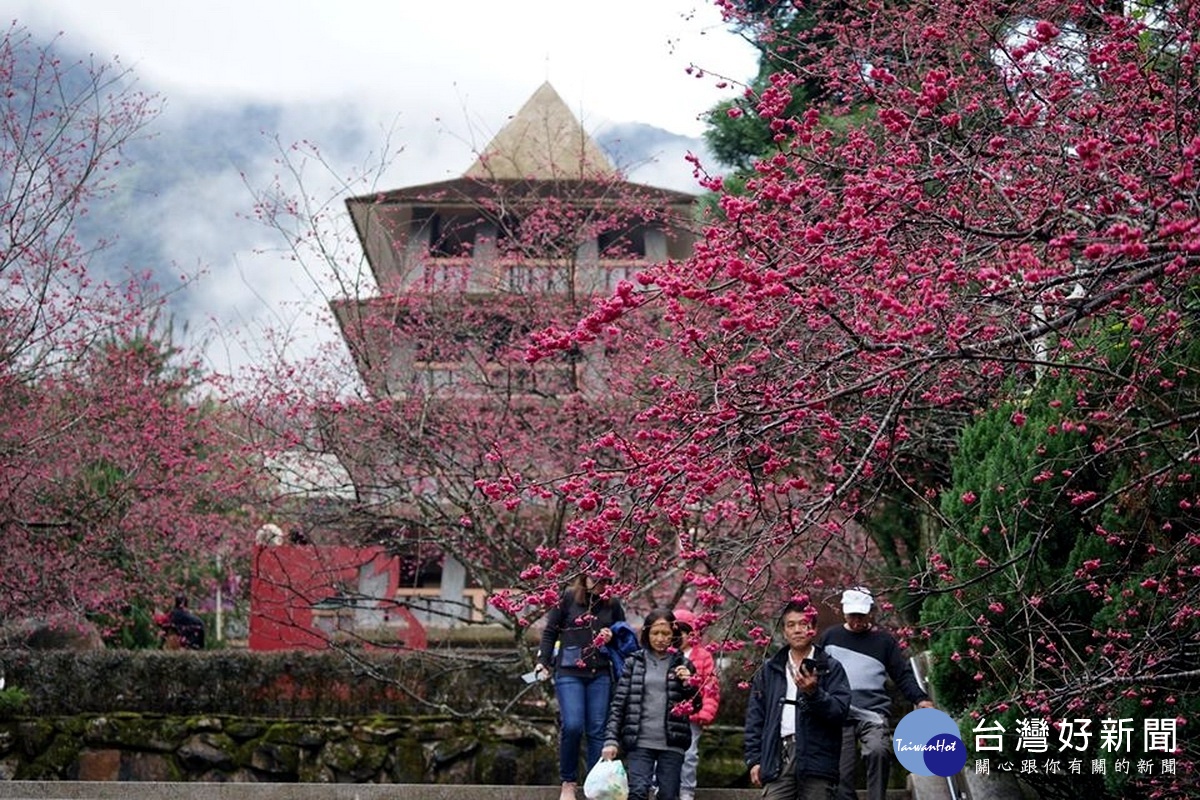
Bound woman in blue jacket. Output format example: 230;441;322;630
601;608;700;800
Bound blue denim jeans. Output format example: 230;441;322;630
555;672;612;782
626;747;685;800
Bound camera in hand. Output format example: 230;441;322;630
800;657;827;676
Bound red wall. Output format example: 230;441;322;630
248;544;426;651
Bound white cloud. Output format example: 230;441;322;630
4;0;758;383
12;0;755;137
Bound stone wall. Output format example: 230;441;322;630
0;713;750;787
0;648;755;787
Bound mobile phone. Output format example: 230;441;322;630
801;657;827;676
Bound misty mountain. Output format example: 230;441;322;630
77;103;286;282
82;112;709;299
596;122;710;193
16;25;713;370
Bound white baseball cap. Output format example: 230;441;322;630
841;587;874;615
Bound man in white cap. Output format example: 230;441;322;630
816;587;933;800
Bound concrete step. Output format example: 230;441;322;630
908;773;962;800
0;783;916;800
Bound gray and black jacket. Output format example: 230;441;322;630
604;649;700;753
817;625;928;716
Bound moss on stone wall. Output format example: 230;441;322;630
0;713;751;787
0;652;757;788
0;714;567;785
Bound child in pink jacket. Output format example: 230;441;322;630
673;608;721;800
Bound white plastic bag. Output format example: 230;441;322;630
583;757;629;800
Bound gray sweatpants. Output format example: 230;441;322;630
835;718;892;800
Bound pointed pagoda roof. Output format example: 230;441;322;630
345;82;697;208
463;82;617;180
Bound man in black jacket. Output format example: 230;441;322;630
167;594;205;650
745;599;850;799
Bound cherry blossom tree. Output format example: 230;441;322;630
512;1;1199;793
239;131;743;638
0;24;261;642
243;103;880;685
246;5;1200;777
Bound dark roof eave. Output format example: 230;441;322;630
346;177;699;208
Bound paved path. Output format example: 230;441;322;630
0;781;929;800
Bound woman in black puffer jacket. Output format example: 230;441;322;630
601;608;701;800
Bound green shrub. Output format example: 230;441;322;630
0;685;29;717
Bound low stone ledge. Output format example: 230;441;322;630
0;782;917;800
0;783;773;800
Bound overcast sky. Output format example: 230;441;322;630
4;1;758;383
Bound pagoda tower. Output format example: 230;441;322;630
333;82;698;398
